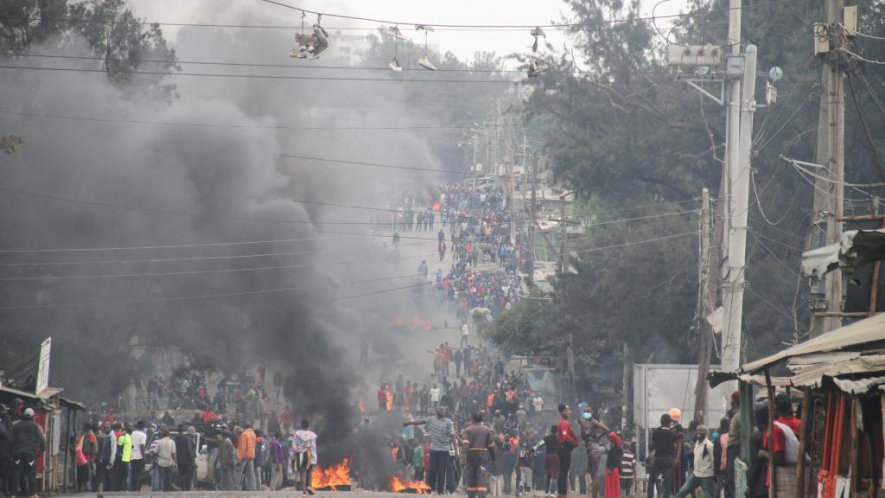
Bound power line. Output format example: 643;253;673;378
258;0;795;30
0;230;438;255
0;64;519;84
571;230;699;255
7;52;528;74
0;0;796;32
0;109;472;132
0;184;463;226
0;253;437;282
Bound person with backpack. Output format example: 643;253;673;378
12;408;45;498
673;426;714;498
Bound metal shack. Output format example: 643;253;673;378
710;312;885;498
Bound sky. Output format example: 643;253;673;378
129;0;692;67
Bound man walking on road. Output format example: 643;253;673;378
235;422;257;491
130;421;147;491
556;404;579;498
155;429;176;492
405;407;458;495
293;419;318;495
647;414;677;498
461;412;496;498
674;425;715;498
175;426;196;491
12;408;44;498
218;432;236;491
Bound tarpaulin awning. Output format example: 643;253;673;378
740;313;885;374
802;229;885;281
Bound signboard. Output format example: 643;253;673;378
734;458;747;498
35;337;51;397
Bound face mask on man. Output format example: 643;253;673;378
582;412;592;421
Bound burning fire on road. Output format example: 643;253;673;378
312;459;352;491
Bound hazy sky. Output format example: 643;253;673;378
129;0;692;66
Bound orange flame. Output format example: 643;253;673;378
394;315;404;326
312;459;351;490
386;391;394;411
359;398;366;414
390;475;432;494
432;202;441;212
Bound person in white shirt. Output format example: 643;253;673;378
460;323;470;348
129;421;147;491
674;425;715;498
429;384;441;411
532;395;544;418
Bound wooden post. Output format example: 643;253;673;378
796;391;811;498
765;368;777;498
850;399;859;498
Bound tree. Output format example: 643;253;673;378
486;0;872;405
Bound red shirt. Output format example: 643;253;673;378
764;416;801;453
279;410;293;426
558;417;580;448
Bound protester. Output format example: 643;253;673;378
673;425;714;498
725;392;741;498
605;432;623;498
219;432;236;491
647;414;677;498
130;421;147;491
155;429;177;492
541;425;560;498
293;419;318;495
556;404;579;498
413;439;425;482
0;405;11;497
620;439;636;496
12;408;45;498
580;405;609;498
236;422;257;491
270;432;285;491
745;404;770;498
461;412;496;498
95;422;116;492
405;406;457;495
175;426;196;491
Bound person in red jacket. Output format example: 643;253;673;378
556;404;579;498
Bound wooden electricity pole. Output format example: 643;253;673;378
695;188;714;424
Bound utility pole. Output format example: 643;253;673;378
719;0;744;396
810;0;847;336
528;150;537;283
559;196;567;274
694;188;713;424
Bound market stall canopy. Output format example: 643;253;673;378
802;229;885;281
740;312;885;374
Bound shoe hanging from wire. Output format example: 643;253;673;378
527;27;547;78
389;24;403;72
416;25;437;71
291;14;329;59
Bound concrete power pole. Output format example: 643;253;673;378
528;150;537;283
694;188;713;424
720;0;744;395
810;0;847;336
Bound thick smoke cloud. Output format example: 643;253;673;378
0;9;449;466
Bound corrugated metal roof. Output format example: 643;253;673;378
833;377;885;394
741;313;885;374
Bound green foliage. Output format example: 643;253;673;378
1;0;179;100
486;0;885;403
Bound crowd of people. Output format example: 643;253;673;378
64;413;319;494
644;391;800;498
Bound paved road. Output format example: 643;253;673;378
57;491;462;498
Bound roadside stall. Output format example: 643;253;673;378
709;313;885;498
0;385;85;493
